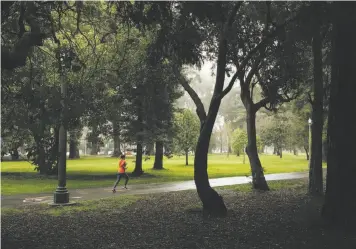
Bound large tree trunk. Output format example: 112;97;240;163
322;2;356;227
132;142;144;176
112;121;121;157
309;19;324;196
245;106;269;190
153;141;164;169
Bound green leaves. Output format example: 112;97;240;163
172;109;200;154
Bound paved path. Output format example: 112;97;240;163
1;172;308;208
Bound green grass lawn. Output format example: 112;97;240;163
1;153;322;195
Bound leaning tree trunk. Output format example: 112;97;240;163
195;115;227;217
132;142;144;176
245;105;269;190
322;2;356;227
309;22;324;196
153;141;164;169
112;121;121;157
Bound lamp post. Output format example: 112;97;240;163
308;118;312;161
53;49;71;204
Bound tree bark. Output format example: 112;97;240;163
132;142;144;176
245;105;269;190
322;2;356;227
279;149;283;158
112;121;122;157
309;18;324;196
153;141;164;169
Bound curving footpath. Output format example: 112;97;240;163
1;172;308;208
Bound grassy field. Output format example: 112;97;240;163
1;153;321;195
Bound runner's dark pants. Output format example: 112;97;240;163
113;173;129;189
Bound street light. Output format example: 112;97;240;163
308;118;312;161
53;48;71;205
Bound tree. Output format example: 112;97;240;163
322;2;356;227
231;128;248;157
307;2;330;196
260;113;291;158
221;2;309;190
173;109;200;166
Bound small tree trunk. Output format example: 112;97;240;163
322;2;356;227
273;146;277;155
68;131;79;159
132;143;144;176
237;150;240;156
293;148;298;156
309;17;324;196
11;148;19;160
146;141;154;155
304;146;310;160
185;150;189;166
245;106;269;190
112;122;121;157
279;149;283;158
153;141;164;169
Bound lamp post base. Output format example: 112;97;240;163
54;187;69;204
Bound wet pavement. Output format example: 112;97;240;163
1;171;308;208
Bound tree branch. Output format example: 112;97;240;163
178;72;207;123
254;97;270;111
307;92;314;105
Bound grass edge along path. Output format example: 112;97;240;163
1;154;324;195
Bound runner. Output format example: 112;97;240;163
112;154;129;193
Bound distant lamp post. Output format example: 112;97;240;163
308;118;312;161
